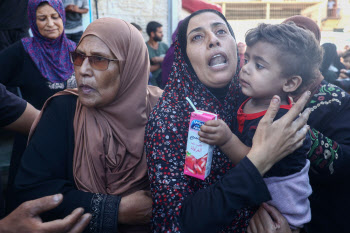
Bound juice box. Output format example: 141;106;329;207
184;110;217;180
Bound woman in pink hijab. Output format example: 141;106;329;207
10;18;162;233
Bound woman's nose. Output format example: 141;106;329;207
208;32;220;49
79;57;92;76
47;17;54;26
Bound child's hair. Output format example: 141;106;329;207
245;22;323;95
342;50;350;59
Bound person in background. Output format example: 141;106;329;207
146;21;169;87
340;50;350;70
0;0;76;111
62;0;89;44
0;0;29;51
0;84;91;233
320;43;344;84
161;20;183;88
0;0;76;198
131;22;142;33
237;42;246;69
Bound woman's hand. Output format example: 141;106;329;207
247;91;311;175
118;190;152;225
247;203;293;233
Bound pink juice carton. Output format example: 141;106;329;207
184;110;217;180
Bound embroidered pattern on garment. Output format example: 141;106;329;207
89;193;120;233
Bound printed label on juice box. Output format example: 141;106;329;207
184;110;217;180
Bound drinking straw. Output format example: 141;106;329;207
186;97;199;112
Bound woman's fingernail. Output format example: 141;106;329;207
307;91;311;96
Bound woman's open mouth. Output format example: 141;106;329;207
208;54;227;67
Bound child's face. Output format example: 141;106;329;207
239;41;286;100
342;56;350;70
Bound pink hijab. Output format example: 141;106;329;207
72;18;162;196
30;18;162;198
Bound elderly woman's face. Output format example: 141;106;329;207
186;12;237;88
75;35;121;108
36;4;64;40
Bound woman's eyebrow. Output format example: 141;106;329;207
187;27;203;37
187;22;226;37
211;22;226;28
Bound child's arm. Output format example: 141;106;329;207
198;119;249;164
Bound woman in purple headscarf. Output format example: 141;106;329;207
0;0;76;109
0;0;76;189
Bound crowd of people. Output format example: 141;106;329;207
0;1;349;233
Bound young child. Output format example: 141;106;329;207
199;22;323;230
341;50;350;70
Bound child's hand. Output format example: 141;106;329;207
198;119;232;146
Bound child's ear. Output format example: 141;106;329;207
282;76;302;93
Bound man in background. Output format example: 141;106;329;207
62;0;89;44
146;21;169;88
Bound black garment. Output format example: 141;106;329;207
180;157;271;232
10;95;120;233
236;107;309;178
66;31;83;44
321;69;338;84
0;41;75;109
304;81;350;233
0;28;29;51
0;40;76;192
0;83;26;128
0;0;29;30
0;83;26;218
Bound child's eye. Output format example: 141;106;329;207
256;63;264;69
244;58;248;64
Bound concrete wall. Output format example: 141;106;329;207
89;0;182;45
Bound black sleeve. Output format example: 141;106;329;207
12;95;120;233
0;41;24;86
180;157;271;232
0;83;26;127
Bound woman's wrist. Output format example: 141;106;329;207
118;197;128;224
246;149;270;176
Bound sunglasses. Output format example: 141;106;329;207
70;51;118;71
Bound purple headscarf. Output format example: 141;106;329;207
161;20;183;87
22;0;76;83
